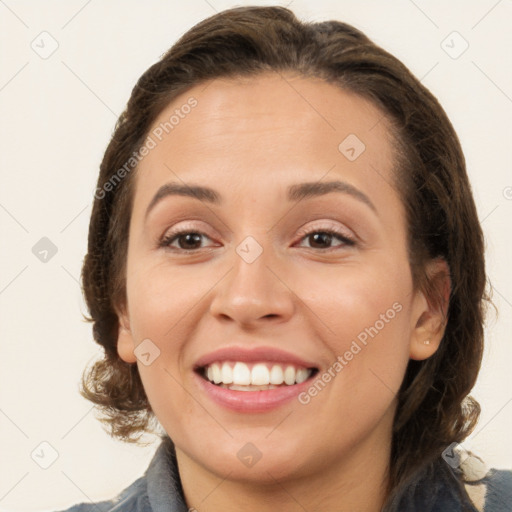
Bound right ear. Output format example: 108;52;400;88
117;307;137;363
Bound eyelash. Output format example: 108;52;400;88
159;225;356;252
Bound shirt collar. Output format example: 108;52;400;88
145;435;188;512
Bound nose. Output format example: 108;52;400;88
209;241;295;329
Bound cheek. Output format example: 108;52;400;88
296;262;412;407
125;260;210;343
285;279;412;462
123;261;216;414
302;259;411;346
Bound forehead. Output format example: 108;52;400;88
132;72;398;208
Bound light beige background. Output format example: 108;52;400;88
0;0;511;510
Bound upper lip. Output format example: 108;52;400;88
194;346;319;370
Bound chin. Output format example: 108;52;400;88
173;427;319;484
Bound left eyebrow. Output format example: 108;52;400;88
144;179;377;221
287;180;377;214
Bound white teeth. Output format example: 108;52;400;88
295;368;309;384
212;363;222;384
221;362;233;384
232;362;251;385
284;365;295;385
204;361;313;387
269;365;284;385
251;364;270;385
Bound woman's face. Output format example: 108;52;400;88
117;72;439;483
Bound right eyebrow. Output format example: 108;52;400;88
145;183;221;221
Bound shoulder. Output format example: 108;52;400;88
55;475;150;512
482;468;512;511
389;451;512;511
461;452;512;512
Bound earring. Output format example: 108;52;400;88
424;339;431;345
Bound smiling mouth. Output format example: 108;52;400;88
197;361;319;391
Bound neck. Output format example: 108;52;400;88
175;419;392;512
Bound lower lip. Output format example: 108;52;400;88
193;372;315;413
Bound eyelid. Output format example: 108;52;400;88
158;221;219;249
162;220;215;237
294;220;356;242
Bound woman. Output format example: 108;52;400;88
61;5;511;511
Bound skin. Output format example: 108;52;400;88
116;72;449;512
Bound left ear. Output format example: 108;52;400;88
409;257;451;361
116;304;137;364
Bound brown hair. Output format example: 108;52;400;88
80;5;489;508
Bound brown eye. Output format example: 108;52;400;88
297;229;356;250
160;231;213;251
308;232;334;249
175;232;204;250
